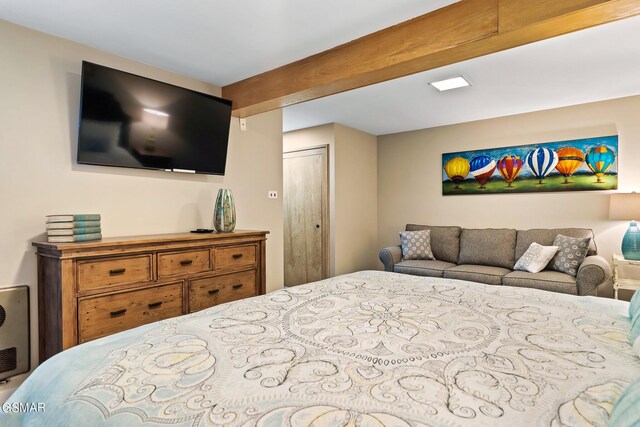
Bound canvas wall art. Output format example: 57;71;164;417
442;135;618;195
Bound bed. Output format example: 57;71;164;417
2;271;638;426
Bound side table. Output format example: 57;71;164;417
612;253;640;300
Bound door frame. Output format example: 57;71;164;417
283;145;330;281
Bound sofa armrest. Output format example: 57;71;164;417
576;255;612;296
379;246;402;272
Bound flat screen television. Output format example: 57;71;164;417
77;61;232;175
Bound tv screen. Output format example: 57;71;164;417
77;61;232;175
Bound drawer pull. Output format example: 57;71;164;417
109;268;126;275
233;283;244;289
148;301;163;309
110;308;127;317
180;260;193;266
208;289;220;295
232;253;243;259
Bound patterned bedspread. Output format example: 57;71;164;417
2;271;639;426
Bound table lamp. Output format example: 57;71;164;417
609;192;640;260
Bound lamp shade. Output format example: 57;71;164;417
609;193;640;221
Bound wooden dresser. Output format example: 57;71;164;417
33;230;268;362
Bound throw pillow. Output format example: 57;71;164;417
634;335;640;359
629;306;640;346
609;376;640;427
630;290;640;319
631;309;640;344
399;230;435;261
550;234;591;277
513;242;559;273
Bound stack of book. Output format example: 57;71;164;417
46;214;102;243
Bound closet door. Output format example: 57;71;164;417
283;146;328;286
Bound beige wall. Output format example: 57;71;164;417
378;95;640;284
283;123;378;276
0;19;284;394
283;123;335;152
333;124;378;274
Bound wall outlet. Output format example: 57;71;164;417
240;118;247;131
268;191;278;199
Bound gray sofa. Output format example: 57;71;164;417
379;224;612;296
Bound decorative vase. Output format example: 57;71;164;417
622;221;640;260
213;189;236;232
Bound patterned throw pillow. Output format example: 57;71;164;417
399;230;435;261
513;242;559;273
550;234;591;277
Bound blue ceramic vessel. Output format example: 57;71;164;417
622;221;640;260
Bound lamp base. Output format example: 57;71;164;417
622;221;640;260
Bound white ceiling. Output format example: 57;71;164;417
284;15;640;135
1;1;639;136
0;0;457;85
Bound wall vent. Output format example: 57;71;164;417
0;286;29;380
0;348;17;373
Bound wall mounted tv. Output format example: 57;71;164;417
77;61;232;175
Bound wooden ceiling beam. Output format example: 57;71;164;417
222;0;640;117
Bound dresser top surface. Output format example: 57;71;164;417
33;230;269;251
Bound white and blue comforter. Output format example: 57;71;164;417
2;271;638;426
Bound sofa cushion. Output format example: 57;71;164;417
502;271;577;295
458;228;517;269
394;260;457;278
399;230;435;260
405;224;461;264
515;228;597;260
443;264;511;286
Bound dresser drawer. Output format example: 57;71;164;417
214;245;257;271
158;249;211;278
77;255;152;292
78;282;183;343
189;270;256;312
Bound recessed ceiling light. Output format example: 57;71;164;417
429;76;471;92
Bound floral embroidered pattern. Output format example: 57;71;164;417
66;272;638;426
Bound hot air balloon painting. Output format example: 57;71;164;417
469;155;497;189
497;155;523;187
586;145;616;183
525;147;558;184
443;157;470;189
555;147;585;184
442;135;617;195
